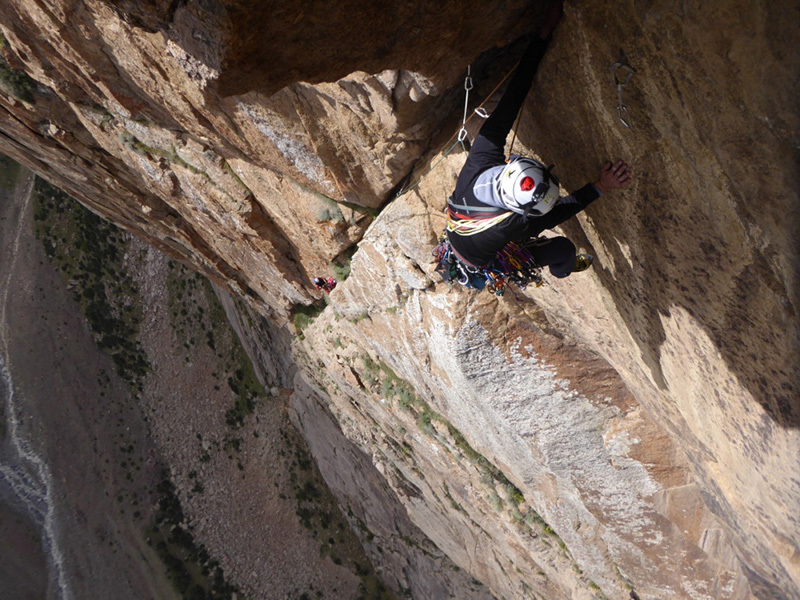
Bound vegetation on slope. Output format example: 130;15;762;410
32;183;242;599
32;178;149;392
0;54;37;103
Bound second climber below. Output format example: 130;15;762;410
446;0;631;280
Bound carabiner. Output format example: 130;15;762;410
611;50;636;128
616;104;633;128
610;49;636;86
611;62;635;87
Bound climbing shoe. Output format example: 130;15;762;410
574;253;594;273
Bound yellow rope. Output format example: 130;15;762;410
446;211;513;236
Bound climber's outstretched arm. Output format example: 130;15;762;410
454;0;564;190
476;38;548;149
472;0;564;151
516;159;633;238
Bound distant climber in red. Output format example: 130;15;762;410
313;277;337;293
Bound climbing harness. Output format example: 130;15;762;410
611;50;636;128
432;235;544;297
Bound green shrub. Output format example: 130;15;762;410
0;56;36;103
331;244;358;282
292;302;325;333
331;260;351;281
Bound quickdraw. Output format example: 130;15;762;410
396;63;514;198
457;66;475;143
611;49;636;128
432;235;544;297
492;240;545;292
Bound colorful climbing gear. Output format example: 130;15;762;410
432;235;544;297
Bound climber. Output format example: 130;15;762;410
313;277;337;293
446;0;631;280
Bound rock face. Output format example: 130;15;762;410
1;1;798;599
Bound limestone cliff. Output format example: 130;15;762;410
1;1;798;598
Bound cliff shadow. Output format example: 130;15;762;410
559;178;800;429
214;0;540;97
513;0;800;430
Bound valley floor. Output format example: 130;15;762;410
0;162;386;599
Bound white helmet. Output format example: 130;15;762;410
498;157;560;216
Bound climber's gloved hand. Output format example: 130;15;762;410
594;160;632;193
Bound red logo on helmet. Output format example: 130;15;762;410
520;176;535;191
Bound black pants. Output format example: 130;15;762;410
523;236;576;278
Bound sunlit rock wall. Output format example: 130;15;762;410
1;0;797;598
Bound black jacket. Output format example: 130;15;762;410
447;36;599;268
